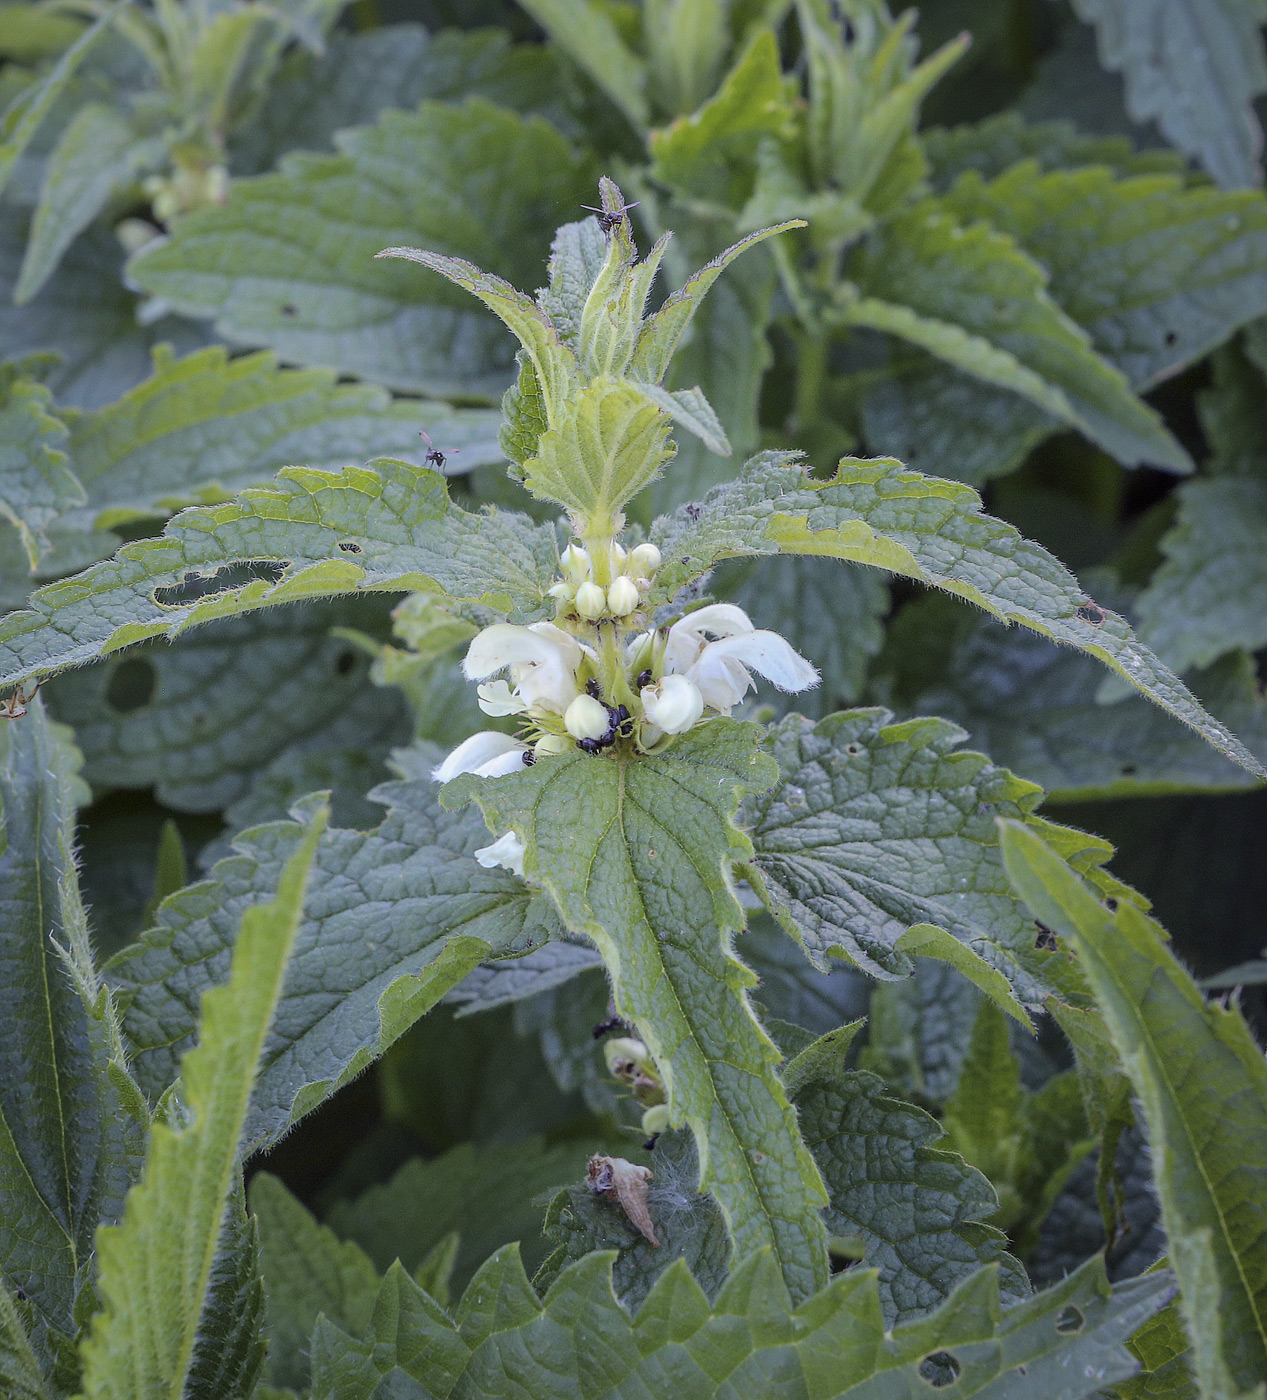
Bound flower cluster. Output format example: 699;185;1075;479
431;543;819;872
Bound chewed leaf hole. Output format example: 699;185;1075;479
919;1352;961;1387
154;560;287;607
337;540;363;554
105;657;156;714
1056;1305;1084;1334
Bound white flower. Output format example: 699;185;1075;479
684;631;819;712
476;680;526;716
474;831;526;876
662;603;756;674
575;581;606;619
432;731;529;783
640;674;704;735
606;576;640;616
565;693;610;740
463;622;585;713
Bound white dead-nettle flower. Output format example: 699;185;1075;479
473;830;526;877
640;673;704;736
464;621;589;715
664;603;818;714
431;730;531;782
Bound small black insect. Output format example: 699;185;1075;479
636;669;653;689
582;200;639;233
420;429;460;471
586;677;602;699
642;1132;661;1152
615;704;633;738
684;503;702;521
522;749;536;766
578;736;604;754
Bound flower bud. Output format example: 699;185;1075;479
534;732;572;757
604;1037;652;1077
640;674;704;735
574;581;606;619
606;575;640;617
547;580;575;601
565;693;610;740
629;542;661;576
560;543;591;582
640;1103;670;1136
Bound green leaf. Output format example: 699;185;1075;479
1137;477;1267;672
106;768;561;1150
1069;0;1267;189
444;721;833;1304
0;1278;54;1400
648;451;1267;778
0;458;560;692
0;360;81;568
67;344;503;527
1118;1297;1200;1400
46;600;410;811
251;1172;380;1392
77;797;328;1400
309;1242;1174;1399
14;103;155;305
741;708;1106;1008
129;100;594;397
881;592;1267;800
511;0;647;129
999;819;1267;1396
841;201;1191;472
648;31;794;210
326;1137;599;1297
939;161;1267;392
0;697;140;1344
446;940;604;1017
790;1033;1027;1326
536;1129;731;1310
0;4;118;201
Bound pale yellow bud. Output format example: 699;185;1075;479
606;576;640;617
575;581;606;619
565;693;609;740
629;543;661;576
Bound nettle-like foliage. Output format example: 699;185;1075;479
3;165;1267;1400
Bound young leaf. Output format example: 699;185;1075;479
0;698;139;1345
999;819;1267;1396
107;772;561;1149
741;707;1116;1008
1070;0;1267;189
790;1034;1027;1326
444;721;833;1304
840;202;1191;472
940;161;1267;391
309;1242;1173;1399
0;458;560;692
77;797;328;1400
0;360;82;568
648;452;1267;778
129;101;594;397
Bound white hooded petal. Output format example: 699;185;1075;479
684;651;753;712
640;674;704;734
699;631;819;693
475;747;532;777
463;622;581;713
432;731;522;783
474;831;526;876
477;680;527;716
663;603;755;674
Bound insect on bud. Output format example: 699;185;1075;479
565;693;610;740
574;581;606;619
606;576;640;617
629;543;661;576
640;674;704;735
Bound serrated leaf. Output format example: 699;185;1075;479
444;721;833;1304
791;1041;1026;1326
77;797;327;1400
647;451;1267;777
940;160;1267;392
741;708;1091;1008
251;1172;380;1392
536;1129;730;1310
0;360;81;568
45;600;410;811
999;819;1267;1396
0;3;117;200
883;591;1267;800
0;458;560;691
0;1278;53;1400
106;771;561;1150
15;102;155;304
183;1188;267;1400
326;1137;598;1296
1070;0;1267;189
130;100;593;398
67;344;504;526
0;697;139;1347
446;940;603;1017
841;201;1190;471
310;1242;1172;1399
